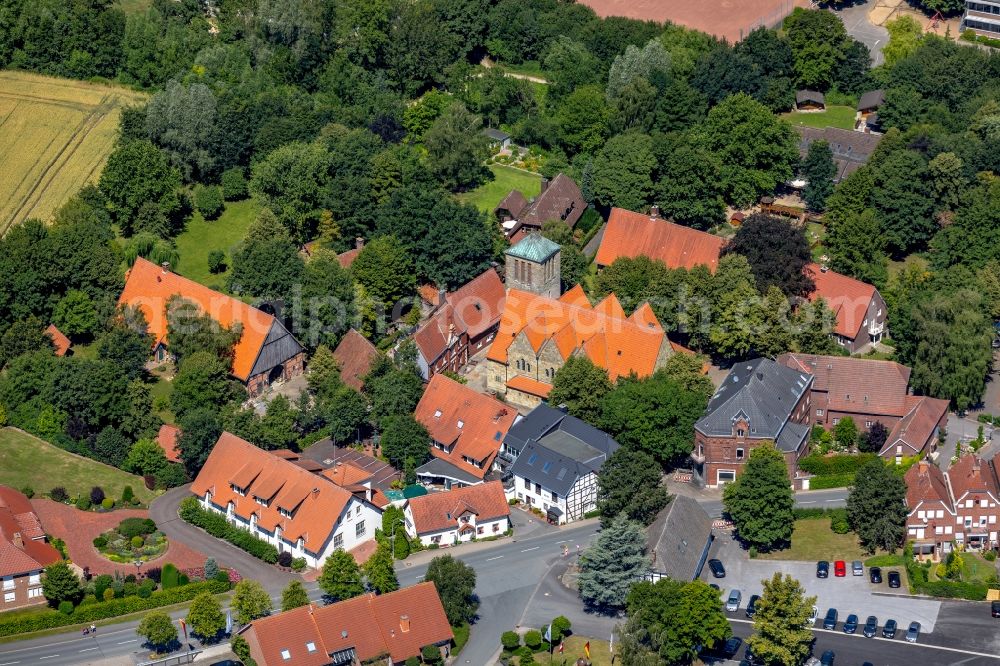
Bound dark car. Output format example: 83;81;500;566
820;650;835;666
843;614;858;634
716;636;743;658
708;558;726;578
888;571;901;588
863;615;878;638
992;600;1000;618
906;621;921;643
869;566;882;584
740;643;758;666
823;607;838;630
709;583;721;591
882;618;897;639
817;560;830;578
746;594;760;618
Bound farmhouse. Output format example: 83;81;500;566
502;404;619;524
190;432;381;569
0;486;62;612
646;496;715;581
238;582;453;666
414;374;518;488
119;257;305;396
494;173;585;244
794;126;882;183
403;480;511;546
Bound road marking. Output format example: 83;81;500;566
79;647;98;652
38;656;58;660
799;501;816;504
824;499;841;503
0;661;21;665
117;639;137;644
486;555;504;561
520;547;540;552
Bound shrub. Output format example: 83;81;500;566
829;508;850;534
119;518;157;539
501;630;521;650
122;486;134;505
421;645;443;664
278;551;293;568
749;546;758;559
207;250;226;274
93;535;108;549
137;585;153;599
20;486;34;498
405;658;421;666
215;570;230;584
178;498;279;564
103;587;115;602
58;601;74;615
194;184;224;220
90;487;105;505
76;497;92;511
221;168;248;201
810;473;856;490
130;535;145;549
145;567;162;583
52;538;68;560
799;453;877;476
204;558;219;579
101;498;114;510
524;629;542;650
291;558;306;572
161;564;179;589
178;573;189;586
551;616;571;642
50;487;68;502
984;551;997;562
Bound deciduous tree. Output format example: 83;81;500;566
379;414;430;469
425;554;478;625
281;580;310;611
624;579;731;664
318;550;365;602
847;458;908;553
597;448;669;526
591;132;656;211
834;416;858;448
350;235;416;308
423;103;489;192
548;357;613;424
41;562;82;606
363;541;399;594
99;140;182;237
749;573;817;666
722;444;795;551
722;214;814;298
231;579;272;625
801;140;836;212
187;591;225;640
137;611;178;651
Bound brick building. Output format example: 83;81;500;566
693;358;813;487
0;486;61;612
494;173;585;245
905;460;956;560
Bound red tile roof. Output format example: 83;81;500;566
804;264;879;339
882;396;949;458
778;353;911;416
506;374;553;398
118;257;275;381
905;462;953;513
414;269;506;364
156;424;182;463
45;324;70;357
946;454;1000;503
242;582;453;665
0;486;61;578
406;481;510;535
595;208;725;271
320;461;373;488
190;432;357;554
331;329;379;392
415;374;517;479
337;247;361;269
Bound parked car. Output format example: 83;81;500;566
709;583;721;591
746;594;760;618
708;558;726;578
823;608;838;630
817;560;829;578
716;636;743;658
992;600;1000;618
843;614;858;634
808;605;819;626
906;621;921;643
726;589;742;612
869;566;882;584
888;571;901;588
820;650;835;666
834;560;846;577
882;619;897;639
863;615;878;638
852;560;864;576
740;643;759;666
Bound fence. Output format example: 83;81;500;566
137;649;203;666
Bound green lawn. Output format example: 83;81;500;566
173;198;260;289
0;428;158;503
117;0;152;14
759;518;887;562
807;221;827;262
150;375;175;425
457;165;541;214
782;105;857;130
510;636;611;665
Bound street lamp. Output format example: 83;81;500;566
134;560;141;579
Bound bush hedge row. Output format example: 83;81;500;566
0;580;229;637
179;497;279;564
904;554;989;601
799;453;876;476
809;473;856;490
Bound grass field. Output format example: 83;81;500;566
458;165;542;213
759;518;888;562
781;105;857;130
510;636;611;665
0;71;146;234
0;427;157;503
173;198;261;288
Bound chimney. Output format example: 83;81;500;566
12;532;23;549
974;457;981;472
400;615;410;633
438;287;447;306
355;237;364;250
540;177;550;194
650;205;660;219
161;262;170;274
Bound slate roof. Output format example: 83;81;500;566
241;582;453;666
506;405;619;495
794;126;882;183
415;457;484;486
119;257;303;381
513;173;586;231
506;233;560;263
483;127;510;141
647;495;715;581
405;480;510;535
778;353;911;416
595;208;725;271
45;324;70;356
0;486;61;578
696;358;813;452
331;329;378;392
496;190;529;217
796;90;825;105
857;89;885;111
415;374;517;479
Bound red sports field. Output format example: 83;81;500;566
578;0;809;43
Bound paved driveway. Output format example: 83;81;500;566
705;536;942;632
836;1;889;67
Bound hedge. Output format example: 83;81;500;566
903;554;989;601
863;554;905;567
179;497;279;564
792;507;844;519
799;453;876;476
809;473;856;490
0;580;229;637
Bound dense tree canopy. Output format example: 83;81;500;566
723;214;815;298
624;579;731;665
722;444;795;551
847;459;909;553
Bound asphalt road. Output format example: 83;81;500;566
836;2;888;68
699;487;849;518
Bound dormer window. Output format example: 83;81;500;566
434;409;442;418
457;420;464;429
736;429;746;437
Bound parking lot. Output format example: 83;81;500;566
703;535;942;633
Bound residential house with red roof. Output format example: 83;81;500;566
777;353;949;462
331;328;378;392
190;433;382;569
413;268;506;380
946;454;1000;553
0;486;61;612
413;374;518;488
403;480;511;546
905;460;957;560
494;173;585;245
156;424;182;463
238;582;453;666
485;285;676;409
119;258;305;396
595;208;888;353
45;324;71;357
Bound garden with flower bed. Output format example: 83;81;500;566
93;517;168;563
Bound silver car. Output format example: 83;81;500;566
852;560;864;576
726;589;742;612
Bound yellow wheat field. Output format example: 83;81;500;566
0;71;147;234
